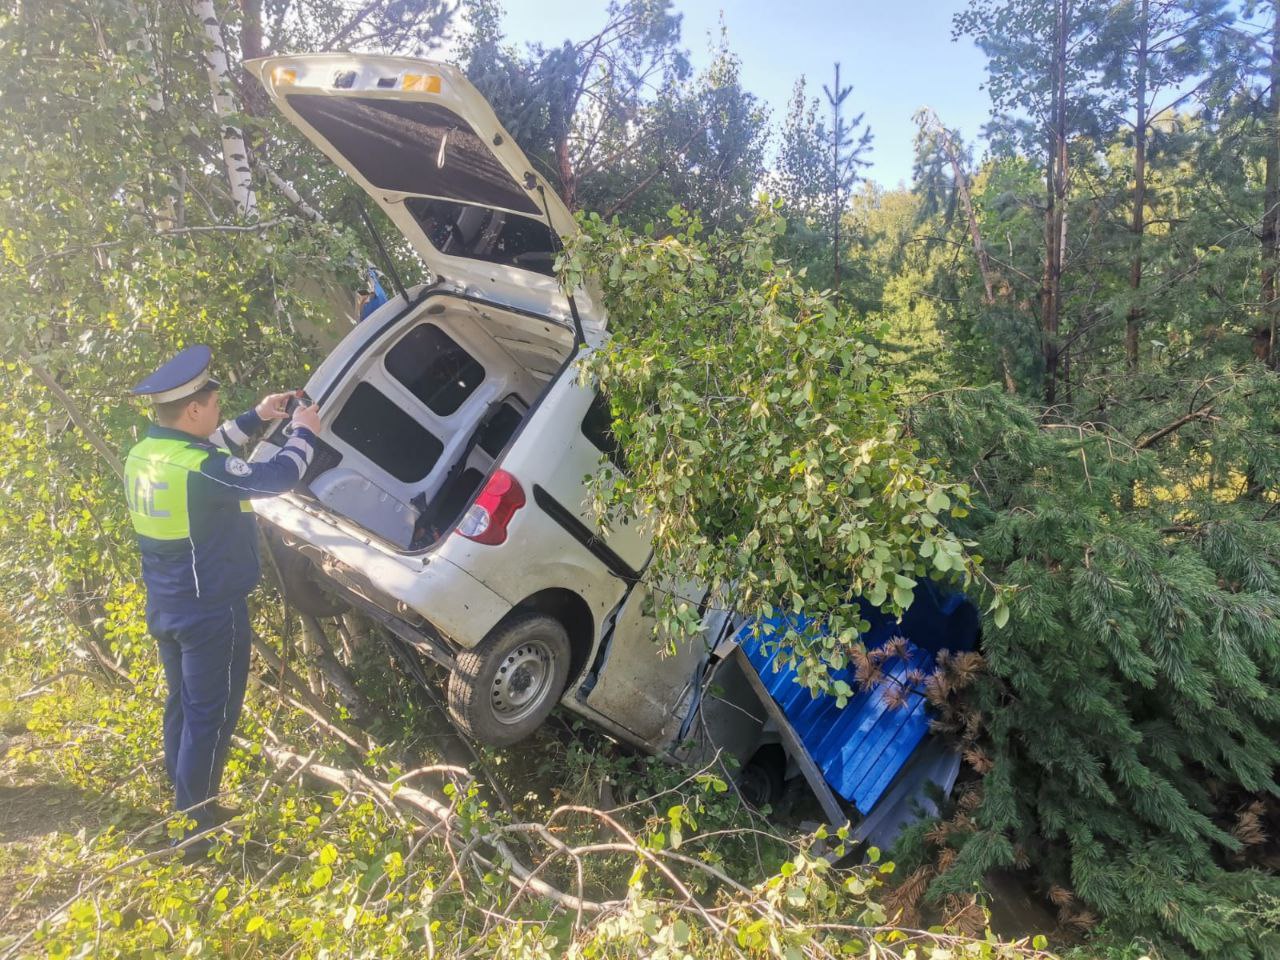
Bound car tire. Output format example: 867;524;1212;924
266;537;349;618
737;744;787;810
447;613;571;747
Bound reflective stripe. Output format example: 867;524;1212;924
211;417;249;447
189;537;202;597
124;437;209;540
283;436;314;468
278;448;306;474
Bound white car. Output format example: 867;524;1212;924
245;54;756;757
243;56;981;839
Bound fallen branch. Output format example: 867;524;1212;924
262;163;324;223
250;637;369;754
16;350;124;480
262;743;624;915
1135;400;1217;450
16;668;105;700
299;612;381;726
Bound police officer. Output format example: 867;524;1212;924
124;345;322;851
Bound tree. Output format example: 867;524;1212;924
913;109;1021;392
459;0;767;229
194;0;257;218
562;205;991;694
1091;0;1235;369
956;0;1111;404
771;71;872;299
822;63;873;296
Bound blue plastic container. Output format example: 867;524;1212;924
738;582;979;815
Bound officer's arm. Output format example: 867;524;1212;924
208;409;265;454
197;428;316;498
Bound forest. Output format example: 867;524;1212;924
1;0;1278;958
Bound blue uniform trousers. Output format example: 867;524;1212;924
149;599;252;829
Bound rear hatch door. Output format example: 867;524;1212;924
247;53;603;334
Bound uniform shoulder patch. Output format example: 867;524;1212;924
225;457;252;477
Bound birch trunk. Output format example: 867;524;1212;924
192;0;257;218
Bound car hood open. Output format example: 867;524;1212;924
247;53;605;336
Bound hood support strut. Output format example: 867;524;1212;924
532;179;586;347
354;196;410;304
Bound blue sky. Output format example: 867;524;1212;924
496;0;992;188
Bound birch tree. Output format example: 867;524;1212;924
193;0;257;218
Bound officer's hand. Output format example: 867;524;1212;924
291;402;322;435
255;391;298;421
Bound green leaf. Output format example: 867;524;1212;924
993;602;1010;629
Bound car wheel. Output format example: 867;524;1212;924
737;744;787;810
447;613;571;747
266;537;349;618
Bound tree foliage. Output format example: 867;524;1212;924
4;0;1280;957
562;206;991;692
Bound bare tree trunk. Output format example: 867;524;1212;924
1125;0;1149;371
1261;4;1280;368
924;110;1017;392
192;0;257;218
1042;0;1070;407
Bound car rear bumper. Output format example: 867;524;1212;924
254;496;512;649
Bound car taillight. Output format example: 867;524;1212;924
456;469;525;545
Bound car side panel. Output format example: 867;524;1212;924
436;354;645;629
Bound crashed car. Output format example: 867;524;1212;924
246;54;978;833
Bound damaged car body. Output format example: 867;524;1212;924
246;54;978;837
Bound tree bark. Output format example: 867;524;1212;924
1261;3;1280;368
236;0;271;117
192;0;257;218
1125;0;1149;371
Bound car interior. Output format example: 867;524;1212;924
280;293;577;550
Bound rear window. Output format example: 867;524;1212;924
284;94;540;215
405;197;557;276
385;323;485;416
582;391;625;472
331;382;443;483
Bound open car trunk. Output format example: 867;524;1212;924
264;292;577;550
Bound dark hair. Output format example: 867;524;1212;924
154;385;217;425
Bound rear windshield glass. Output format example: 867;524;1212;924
404;197;557;276
582;391;625;472
332;382;443;483
385;323;485;416
285;94;540;215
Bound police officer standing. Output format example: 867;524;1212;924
124;345;322;854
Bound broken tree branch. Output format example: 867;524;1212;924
17;350;125;480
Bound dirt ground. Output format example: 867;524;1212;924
0;723;105;941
